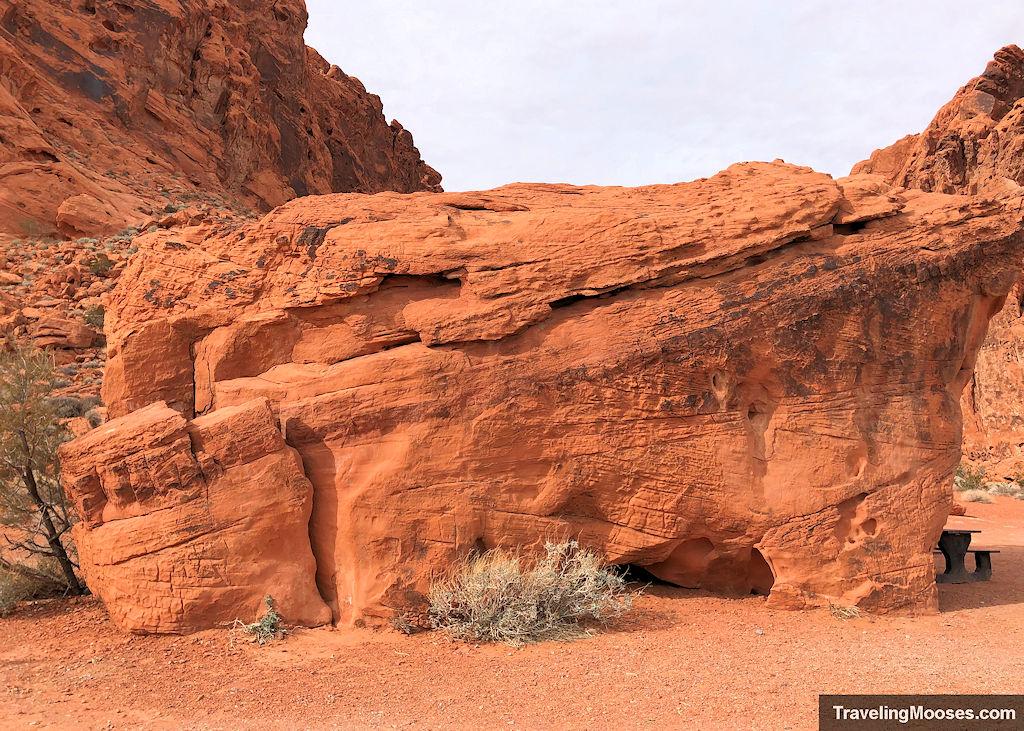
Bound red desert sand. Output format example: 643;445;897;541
2;495;1021;730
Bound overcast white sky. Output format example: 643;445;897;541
304;1;1024;192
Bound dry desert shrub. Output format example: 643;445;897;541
0;566;33;616
988;481;1024;498
233;595;286;645
428;540;634;646
0;559;65;616
960;489;995;504
829;603;862;620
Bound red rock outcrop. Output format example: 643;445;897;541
0;0;440;239
854;45;1024;476
62;161;1024;630
853;45;1024;196
58;398;331;633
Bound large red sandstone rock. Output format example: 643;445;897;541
0;0;440;238
59;398;331;633
60;161;1023;631
855;45;1024;476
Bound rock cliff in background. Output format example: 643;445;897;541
62;162;1024;631
853;45;1024;196
854;45;1024;477
0;0;440;239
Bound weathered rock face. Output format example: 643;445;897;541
854;45;1024;476
58;398;331;633
61;161;1024;631
0;0;440;239
853;45;1024;196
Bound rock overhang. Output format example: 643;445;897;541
63;161;1024;630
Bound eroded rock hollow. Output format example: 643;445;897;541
61;162;1024;632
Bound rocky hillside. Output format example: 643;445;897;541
0;0;440;240
854;45;1024;477
0;0;441;436
853;45;1024;195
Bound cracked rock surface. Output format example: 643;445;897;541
63;161;1024;630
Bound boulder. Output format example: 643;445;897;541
58;398;331;633
29;316;98;349
65;161;1024;629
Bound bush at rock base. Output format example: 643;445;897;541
428;541;634;646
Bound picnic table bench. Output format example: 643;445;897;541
935;529;999;583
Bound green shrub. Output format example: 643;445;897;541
239;595;285;645
0;342;85;595
83;408;104;428
45;394;101;419
86;254;114;276
428;540;634;646
82;305;104;329
954;464;985;493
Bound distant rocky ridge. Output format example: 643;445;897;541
854;45;1024;478
0;0;440;240
0;0;441;433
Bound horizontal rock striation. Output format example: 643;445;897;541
64;162;1024;630
59;398;330;633
855;45;1024;476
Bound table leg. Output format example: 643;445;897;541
936;533;972;584
972;551;993;582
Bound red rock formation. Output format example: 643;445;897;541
0;0;440;239
62;162;1024;631
58;398;331;633
854;45;1024;476
853;45;1024;196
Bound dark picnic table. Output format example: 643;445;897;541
936;529;999;583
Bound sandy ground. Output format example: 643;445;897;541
2;497;1022;730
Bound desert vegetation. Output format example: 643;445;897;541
428;540;635;646
954;463;1024;502
234;595;286;645
0;339;84;612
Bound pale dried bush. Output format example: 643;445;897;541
0;566;33;616
960;489;994;504
829;603;862;620
988;482;1024;498
428;540;634;646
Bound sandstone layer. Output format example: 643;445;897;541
58;398;331;633
855;45;1024;477
61;161;1024;631
0;0;440;239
